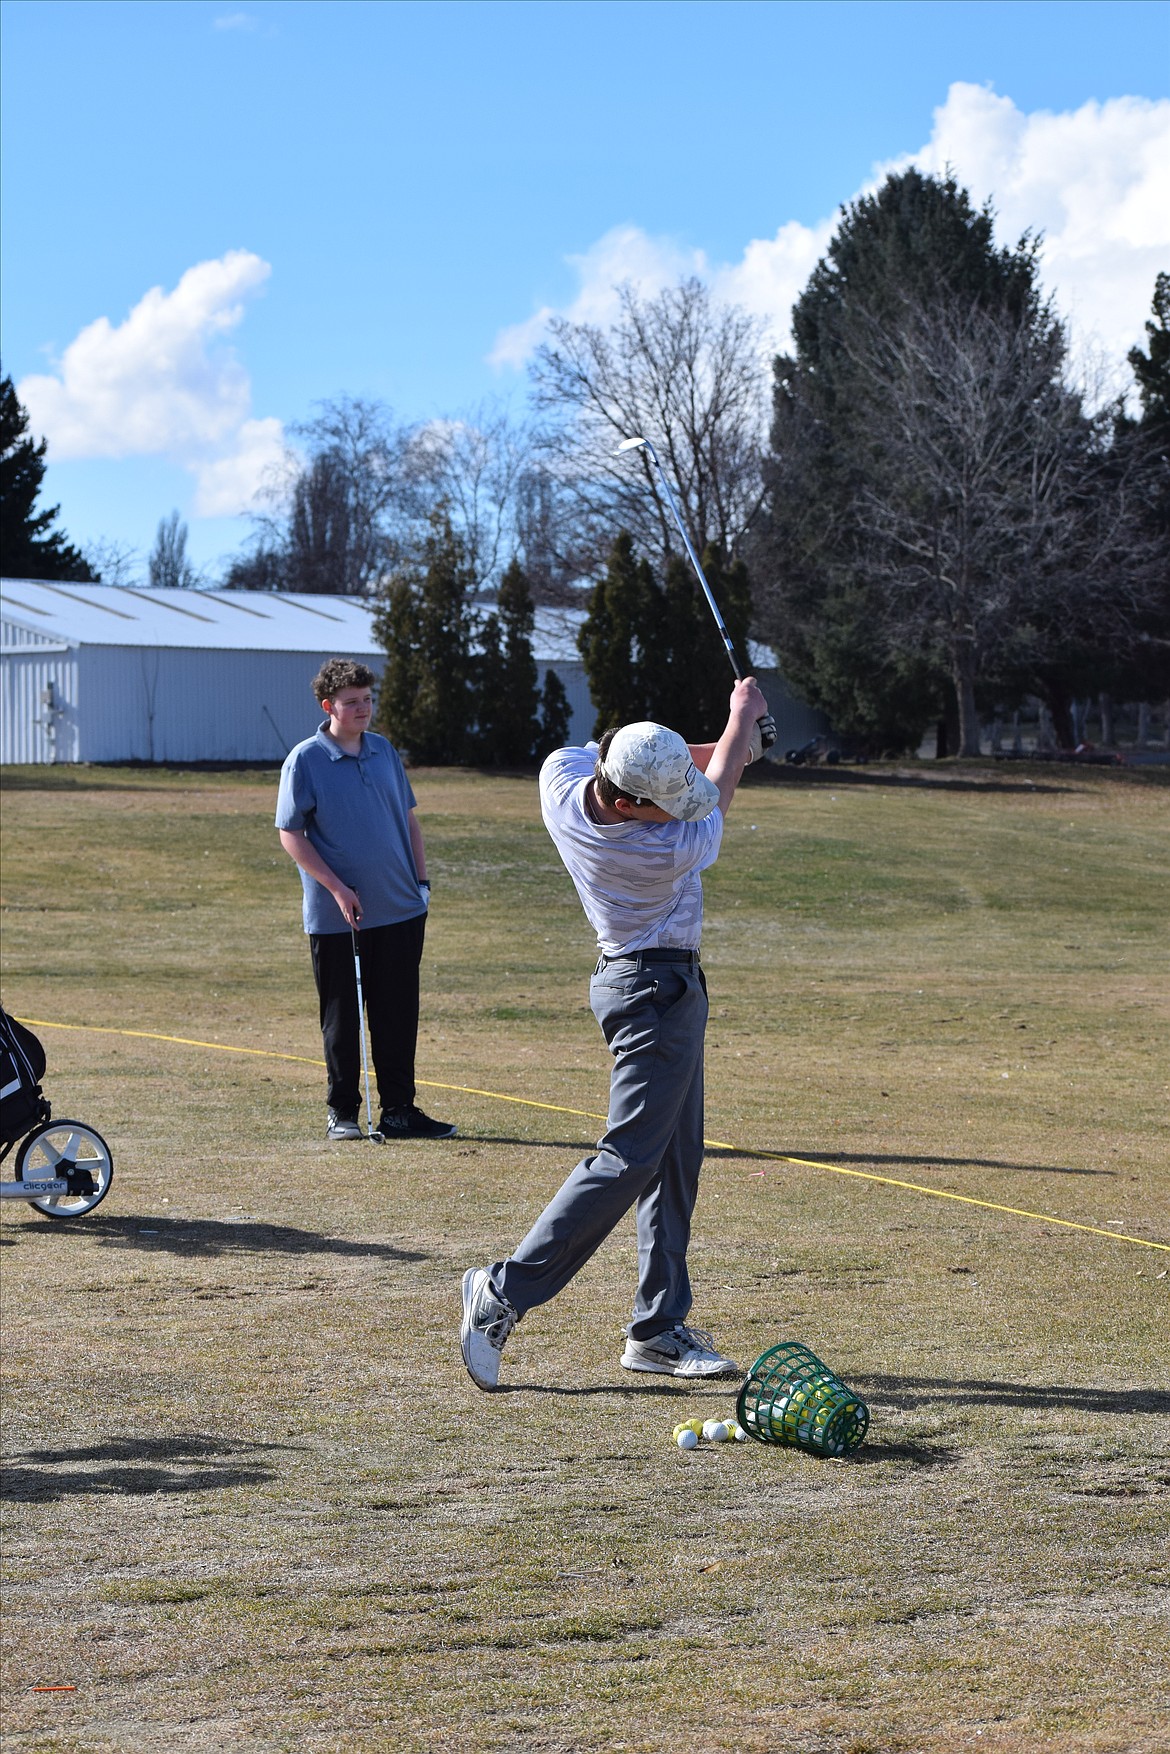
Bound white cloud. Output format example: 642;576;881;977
895;83;1170;379
710;218;838;354
214;12;260;30
192;417;285;517
19;250;283;518
491;84;1170;380
489;225;706;368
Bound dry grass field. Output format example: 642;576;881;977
1;758;1167;1754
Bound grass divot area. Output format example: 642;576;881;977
1;760;1167;1753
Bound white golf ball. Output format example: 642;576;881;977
677;1428;699;1450
703;1420;729;1442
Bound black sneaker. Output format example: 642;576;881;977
378;1104;457;1140
326;1109;363;1141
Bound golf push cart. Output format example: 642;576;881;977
0;1008;114;1220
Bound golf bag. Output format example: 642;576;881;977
0;1008;51;1150
0;1009;114;1218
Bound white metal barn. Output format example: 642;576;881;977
1;579;825;765
0;580;605;764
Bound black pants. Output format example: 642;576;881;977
310;916;426;1116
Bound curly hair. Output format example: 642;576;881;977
312;658;377;706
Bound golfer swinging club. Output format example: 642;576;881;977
461;675;771;1389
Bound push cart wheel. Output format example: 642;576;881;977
15;1119;114;1219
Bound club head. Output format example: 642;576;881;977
367;1129;385;1144
614;435;649;455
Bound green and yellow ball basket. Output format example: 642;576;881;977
736;1340;870;1458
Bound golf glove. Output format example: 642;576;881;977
746;714;777;764
419;880;431;912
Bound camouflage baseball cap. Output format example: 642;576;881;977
601;722;720;821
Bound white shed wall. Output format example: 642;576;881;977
0;649;80;763
74;648;374;763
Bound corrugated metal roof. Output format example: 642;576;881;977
0;579;381;653
1;578;779;669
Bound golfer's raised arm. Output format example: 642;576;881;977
697;677;768;815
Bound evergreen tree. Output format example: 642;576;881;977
474;559;543;765
537;667;571;755
578;530;654;736
754;169;1078;755
373;509;476;763
1109;274;1170;711
1128;271;1170;444
472;612;508;764
642;555;700;736
0;371;95;581
644;544;753;741
375;573;428;749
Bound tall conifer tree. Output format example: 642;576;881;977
0;373;95;581
754;170;1067;754
578;530;654;736
374;510;475;763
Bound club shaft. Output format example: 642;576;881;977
642;441;743;679
351;928;374;1133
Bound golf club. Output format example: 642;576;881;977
615;434;775;751
351;926;383;1142
615;434;746;679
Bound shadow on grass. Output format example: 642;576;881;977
463;1134;599;1153
841;1438;960;1469
0;766;279;792
744;764;1072;796
715;1146;1113;1177
1;1433;297;1502
8;1213;429;1262
472;1138;1109;1178
501;1379;732;1401
491;1386;960;1467
861;1374;1170;1416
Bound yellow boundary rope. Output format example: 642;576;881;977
21;1018;1169;1254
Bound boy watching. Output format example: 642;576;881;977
276;658;455;1142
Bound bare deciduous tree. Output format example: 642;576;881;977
148;510;198;590
840;293;1153;754
290;397;415;594
237;395;533;599
529;278;769;584
82;536;142;587
404;401;532;596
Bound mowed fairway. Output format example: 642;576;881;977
1;759;1167;1754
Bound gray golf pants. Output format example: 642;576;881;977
492;951;707;1342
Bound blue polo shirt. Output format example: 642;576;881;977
275;725;425;935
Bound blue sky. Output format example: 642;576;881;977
2;0;1167;576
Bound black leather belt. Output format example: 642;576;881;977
600;948;700;966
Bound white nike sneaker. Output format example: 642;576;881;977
460;1268;518;1391
621;1324;739;1378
